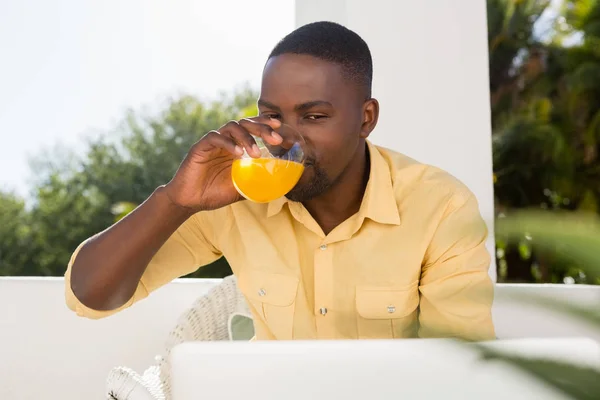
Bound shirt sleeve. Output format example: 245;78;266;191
418;192;496;341
64;210;224;319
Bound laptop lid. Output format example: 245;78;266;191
170;338;599;400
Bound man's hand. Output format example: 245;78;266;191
68;116;284;312
164;116;283;212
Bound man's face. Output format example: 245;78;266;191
258;54;368;202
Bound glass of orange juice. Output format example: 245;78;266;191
231;124;306;203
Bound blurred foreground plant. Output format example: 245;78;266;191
480;210;600;399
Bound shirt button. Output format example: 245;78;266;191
319;244;328;251
258;288;267;297
387;305;396;314
319;307;328;315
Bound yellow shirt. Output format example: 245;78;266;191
65;141;495;341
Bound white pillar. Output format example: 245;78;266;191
296;0;496;280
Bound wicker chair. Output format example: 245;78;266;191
106;275;251;400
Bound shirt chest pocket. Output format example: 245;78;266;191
355;283;420;339
238;269;299;340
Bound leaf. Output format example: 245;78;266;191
518;240;532;259
584;109;600;146
569;62;600;94
477;347;600;400
563;0;597;32
535;97;553;122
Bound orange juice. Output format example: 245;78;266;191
231;158;305;203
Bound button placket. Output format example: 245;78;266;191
314;242;335;338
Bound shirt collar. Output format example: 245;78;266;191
267;140;401;226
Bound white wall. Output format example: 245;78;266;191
296;0;496;279
0;277;219;400
3;278;600;400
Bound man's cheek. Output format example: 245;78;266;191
297;167;314;185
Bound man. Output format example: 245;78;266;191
65;21;495;341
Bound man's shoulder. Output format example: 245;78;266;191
189;203;235;230
375;145;474;206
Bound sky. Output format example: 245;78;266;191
0;0;294;199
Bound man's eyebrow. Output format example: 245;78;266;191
257;100;281;112
258;99;334;113
294;100;333;112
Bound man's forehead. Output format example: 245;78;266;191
261;54;346;103
263;54;344;85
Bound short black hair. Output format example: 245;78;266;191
268;21;373;98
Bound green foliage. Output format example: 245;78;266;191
490;0;600;283
497;210;600;278
0;87;258;277
0;192;34;276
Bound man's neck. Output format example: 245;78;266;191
303;143;370;236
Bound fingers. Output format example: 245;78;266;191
247;117;294;150
218;118;284;158
246;115;282;130
199;131;243;156
199;117;289;159
238;118;283;146
221;120;261;158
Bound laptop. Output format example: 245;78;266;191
170;338;600;400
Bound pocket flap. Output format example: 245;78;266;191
239;269;299;307
356;284;419;319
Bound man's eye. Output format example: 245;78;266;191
307;115;327;120
263;113;281;119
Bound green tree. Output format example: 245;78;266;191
0;191;36;275
489;0;600;283
8;87;258;277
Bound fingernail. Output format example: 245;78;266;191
271;131;282;141
234;145;243;155
252;144;260;156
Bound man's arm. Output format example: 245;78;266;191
65;117;284;318
418;191;495;341
66;186;222;318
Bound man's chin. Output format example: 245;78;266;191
284;188;306;203
285;181;317;202
285;181;325;203
285;164;330;202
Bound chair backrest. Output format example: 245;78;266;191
157;275;250;399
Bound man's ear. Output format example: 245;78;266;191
360;98;379;139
